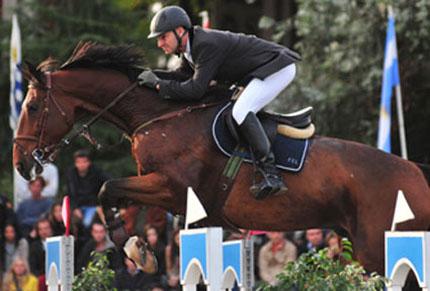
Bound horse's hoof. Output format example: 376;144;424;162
123;236;158;274
109;224;129;248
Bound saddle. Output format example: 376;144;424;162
212;102;314;172
225;106;315;144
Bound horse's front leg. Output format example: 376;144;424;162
98;173;175;248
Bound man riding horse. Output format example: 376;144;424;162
138;6;301;199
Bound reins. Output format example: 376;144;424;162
13;72;139;166
131;101;222;138
14;71;223;167
54;82;139;151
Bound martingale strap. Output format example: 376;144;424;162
219;145;247;192
131;102;222;138
222;146;246;181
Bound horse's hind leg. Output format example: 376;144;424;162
98;173;175;248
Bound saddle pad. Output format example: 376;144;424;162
212;103;310;172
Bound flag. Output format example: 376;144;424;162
246;230;267;240
62;196;71;236
185;187;207;229
377;12;400;153
9;14;23;133
199;11;210;29
391;190;415;231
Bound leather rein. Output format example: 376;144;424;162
13;72;221;167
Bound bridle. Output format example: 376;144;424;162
13;72;73;167
13;70;223;169
13;72;138;167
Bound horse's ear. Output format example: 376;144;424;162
23;60;43;84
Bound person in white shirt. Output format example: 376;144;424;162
13;162;59;209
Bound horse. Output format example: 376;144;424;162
12;42;430;275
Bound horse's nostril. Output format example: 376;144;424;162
16;162;23;172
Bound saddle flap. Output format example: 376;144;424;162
259;106;313;128
212;102;310;173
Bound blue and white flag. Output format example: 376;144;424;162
10;14;23;134
377;13;400;153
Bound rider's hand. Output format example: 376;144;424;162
137;70;160;90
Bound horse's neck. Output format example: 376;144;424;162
60;70;180;135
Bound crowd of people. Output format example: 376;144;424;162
1;149;342;291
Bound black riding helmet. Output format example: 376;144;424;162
148;6;192;54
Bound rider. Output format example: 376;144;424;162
138;6;301;200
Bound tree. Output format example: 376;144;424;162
260;246;386;291
263;0;430;160
0;0;162;196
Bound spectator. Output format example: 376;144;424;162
16;176;52;237
145;206;168;244
2;223;29;275
114;257;160;290
76;222;122;273
303;228;326;254
165;229;180;290
66;150;110;228
14;162;59;208
0;194;18;226
258;231;297;286
49;202;65;236
2;256;38;291
29;218;53;291
144;224;166;276
326;231;342;260
0;194;16;275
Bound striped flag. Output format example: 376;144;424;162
377;12;400;153
199;11;210;29
10;14;23;133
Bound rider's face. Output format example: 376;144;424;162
157;31;177;54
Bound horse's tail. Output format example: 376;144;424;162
415;162;430;186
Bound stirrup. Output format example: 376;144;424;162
250;169;287;199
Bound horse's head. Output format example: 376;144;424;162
13;61;75;180
13;41;159;180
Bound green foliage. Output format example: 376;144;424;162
341;238;353;261
72;252;117;291
262;1;430;152
0;0;161;196
259;244;387;291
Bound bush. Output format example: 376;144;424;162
72;252;117;291
259;242;386;291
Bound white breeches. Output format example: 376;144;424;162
232;63;296;125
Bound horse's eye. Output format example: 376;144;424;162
28;103;39;112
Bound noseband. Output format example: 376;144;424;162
13;71;223;168
13;72;72;166
13;72;139;167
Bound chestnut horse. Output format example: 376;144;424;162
12;43;430;275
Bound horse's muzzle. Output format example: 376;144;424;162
15;158;44;181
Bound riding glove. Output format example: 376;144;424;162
137;70;160;89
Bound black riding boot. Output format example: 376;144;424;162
239;112;287;199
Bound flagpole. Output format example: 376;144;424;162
10;14;23;210
395;85;408;159
388;6;408;160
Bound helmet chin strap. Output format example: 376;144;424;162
173;29;188;56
